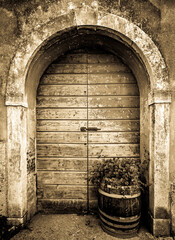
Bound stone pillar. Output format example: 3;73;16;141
149;101;170;236
6;105;28;225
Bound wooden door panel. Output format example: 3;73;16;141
88;157;140;171
37;199;87;213
88;63;130;73
37;85;87;96
37;171;87;186
88;132;140;144
88;120;140;131
88;96;139;108
37;120;87;132
37;96;87;108
88;73;136;84
55;53;87;64
40;74;87;85
88;144;140;158
37;185;87;199
37;120;139;132
37;144;87;158
37;109;87;120
88;84;139;96
88;144;140;157
88;108;139;120
37;132;87;144
37;158;87;171
46;63;87;74
36;51;89;212
87;54;120;63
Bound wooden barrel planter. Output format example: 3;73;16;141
98;182;141;238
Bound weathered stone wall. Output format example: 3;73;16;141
0;142;6;216
160;1;175;182
0;0;175;236
26;123;36;220
159;0;175;235
0;6;18;216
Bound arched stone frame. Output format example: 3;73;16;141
5;8;171;236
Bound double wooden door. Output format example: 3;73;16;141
36;49;140;213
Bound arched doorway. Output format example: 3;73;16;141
36;48;140;213
5;15;170;235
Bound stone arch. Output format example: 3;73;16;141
5;7;171;236
6;14;169;105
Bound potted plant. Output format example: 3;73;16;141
89;157;148;238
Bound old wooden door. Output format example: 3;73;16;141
36;49;140;213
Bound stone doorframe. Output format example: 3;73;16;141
5;6;171;236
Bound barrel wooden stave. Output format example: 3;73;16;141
98;185;141;237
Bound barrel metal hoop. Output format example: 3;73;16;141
99;214;140;229
98;188;141;199
98;208;141;223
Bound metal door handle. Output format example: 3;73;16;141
80;127;101;132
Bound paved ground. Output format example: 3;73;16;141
11;213;173;240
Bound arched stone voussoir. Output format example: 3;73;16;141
97;13;169;92
5;7;169;106
6;11;77;105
